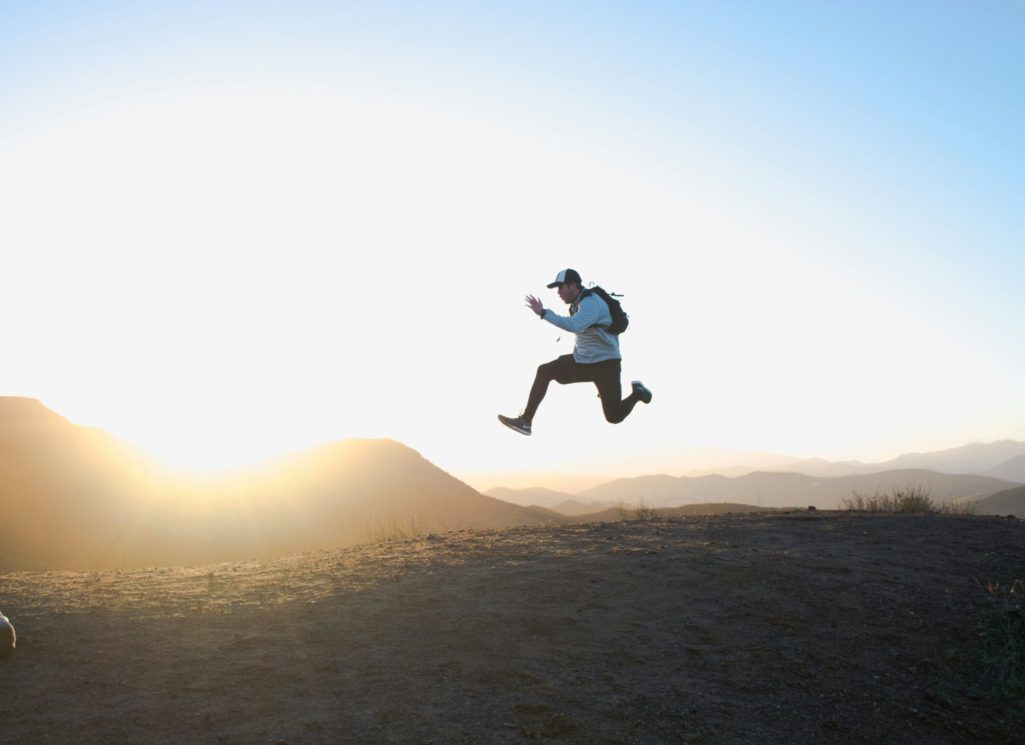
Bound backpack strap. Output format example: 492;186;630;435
574;288;610;329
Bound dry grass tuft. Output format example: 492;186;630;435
842;483;976;515
615;500;661;521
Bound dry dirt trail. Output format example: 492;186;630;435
1;512;1022;744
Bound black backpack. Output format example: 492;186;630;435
581;285;629;335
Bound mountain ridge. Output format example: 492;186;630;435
0;398;559;570
483;440;1025;495
969;484;1025;518
983;453;1025;483
4;397;1023;567
574;468;1017;510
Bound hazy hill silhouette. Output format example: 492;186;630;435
550;498;610;516
229;438;561;545
984;453;1025;484
483;486;608;516
484;441;1025;497
0;398;171;568
0;398;558;570
872;440;1025;475
484;486;578;510
574;469;1018;510
682;441;1025;480
970;484;1025;518
772;457;874;477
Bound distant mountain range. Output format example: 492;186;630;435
3;397;1023;569
484;486;597;513
571;470;1017;510
983;454;1025;483
0;398;557;570
874;441;1025;475
476;441;1025;497
485;440;1025;513
780;440;1025;478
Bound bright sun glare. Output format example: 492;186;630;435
5;91;455;472
6;88;656;474
3;83;1018;476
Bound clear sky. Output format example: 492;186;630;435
2;2;1023;485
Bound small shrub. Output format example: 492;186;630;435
935;500;977;516
615;500;660;521
842;483;938;513
978;579;1025;695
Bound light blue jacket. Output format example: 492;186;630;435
541;292;621;363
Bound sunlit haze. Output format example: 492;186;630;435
2;3;1023;483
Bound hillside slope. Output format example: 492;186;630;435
0;398;556;569
985;454;1025;484
972;485;1025;518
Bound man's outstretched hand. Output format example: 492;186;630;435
525;295;545;317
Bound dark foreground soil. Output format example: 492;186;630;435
1;512;1023;744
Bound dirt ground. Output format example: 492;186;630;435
1;512;1023;744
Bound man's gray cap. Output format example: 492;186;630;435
547;268;582;288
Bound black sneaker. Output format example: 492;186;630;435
631;380;653;404
498;414;532;436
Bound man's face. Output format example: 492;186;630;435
556;282;580;305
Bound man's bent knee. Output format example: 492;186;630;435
601;403;627;424
536;361;558;382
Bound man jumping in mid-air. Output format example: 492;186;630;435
498;268;652;436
